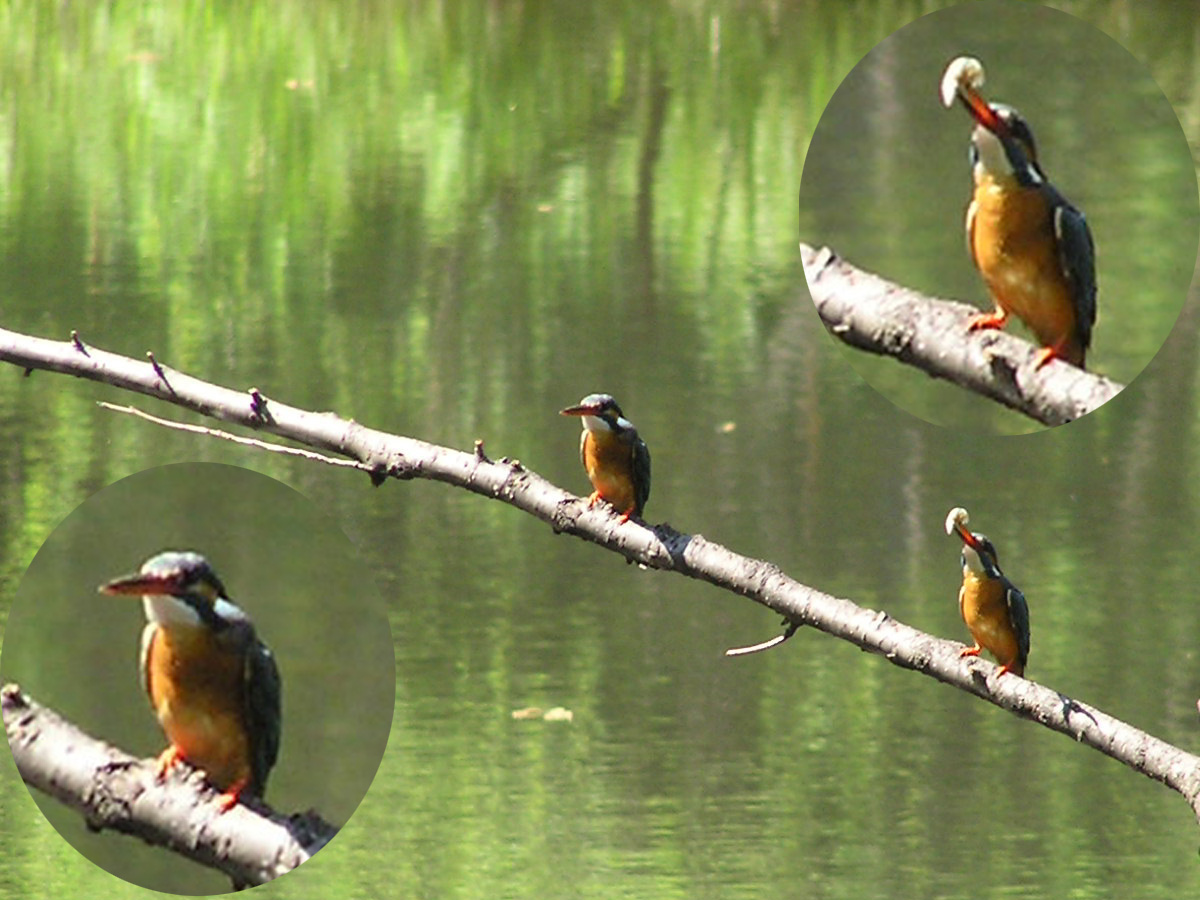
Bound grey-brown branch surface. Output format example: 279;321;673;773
3;325;1200;830
1;684;335;888
799;243;1124;426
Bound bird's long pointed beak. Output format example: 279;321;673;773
951;521;985;553
941;56;1006;136
100;572;178;597
944;507;983;552
560;403;599;417
958;84;1006;135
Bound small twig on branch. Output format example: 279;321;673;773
145;350;175;395
97;402;372;472
3;325;1200;831
725;620;801;656
799;243;1124;426
2;684;336;888
249;387;274;424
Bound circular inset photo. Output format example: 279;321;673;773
798;0;1198;433
1;464;395;893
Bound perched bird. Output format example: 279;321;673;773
941;56;1096;369
100;551;281;810
944;507;1030;677
559;393;651;522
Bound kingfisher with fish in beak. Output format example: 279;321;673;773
945;507;1030;678
941;55;1097;369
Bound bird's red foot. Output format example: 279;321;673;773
1033;347;1057;369
215;778;248;813
959;645;982;659
1033;341;1079;370
154;745;186;780
995;663;1022;678
586;491;602;509
967;310;1008;332
618;507;634;523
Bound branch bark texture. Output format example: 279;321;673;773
800;243;1124;426
3;325;1199;829
2;684;334;887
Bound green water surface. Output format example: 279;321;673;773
1;1;1199;898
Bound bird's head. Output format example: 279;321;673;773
941;56;1042;186
560;393;631;434
100;551;244;631
945;507;1001;578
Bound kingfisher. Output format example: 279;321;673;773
944;507;1030;678
559;393;651;522
100;551;282;811
941;56;1096;369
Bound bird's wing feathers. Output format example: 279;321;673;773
1005;581;1031;668
243;636;282;795
633;435;651;517
1053;201;1097;352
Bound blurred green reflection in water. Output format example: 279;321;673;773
1;1;1199;899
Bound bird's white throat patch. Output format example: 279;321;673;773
961;543;985;575
142;594;248;627
142;594;202;627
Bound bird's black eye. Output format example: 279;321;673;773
995;109;1037;163
1009;120;1036;160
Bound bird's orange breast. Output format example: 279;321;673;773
969;178;1078;354
143;624;252;790
958;572;1022;673
582;430;638;514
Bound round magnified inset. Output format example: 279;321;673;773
1;463;395;893
798;0;1198;433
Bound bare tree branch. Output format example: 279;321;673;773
2;684;336;888
800;243;1124;425
3;325;1199;830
